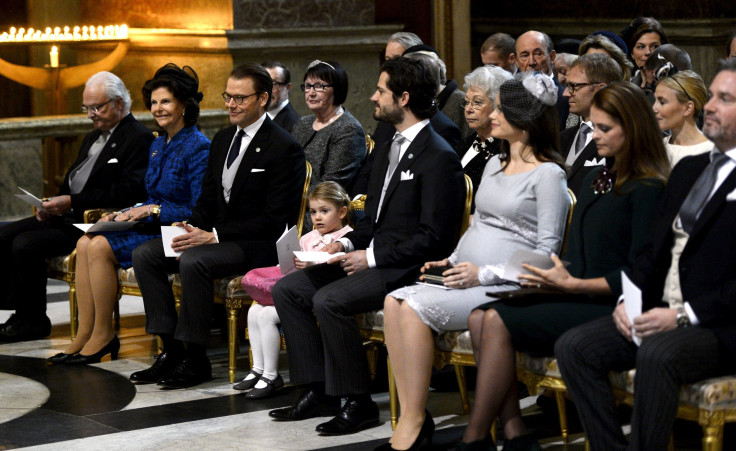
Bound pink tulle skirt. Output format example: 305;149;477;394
241;266;285;306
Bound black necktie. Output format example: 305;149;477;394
679;152;730;233
226;129;245;169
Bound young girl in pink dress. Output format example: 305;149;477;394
235;181;352;398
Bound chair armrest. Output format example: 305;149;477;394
84;208;116;223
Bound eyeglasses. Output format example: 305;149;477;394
564;82;597;95
301;83;333;92
222;92;261;104
462;99;489;110
81;98;115;114
517;50;547;63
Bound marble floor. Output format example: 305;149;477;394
0;280;714;450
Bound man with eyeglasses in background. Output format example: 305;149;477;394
560;53;623;196
0;71;152;342
261;60;301;133
129;63;305;388
515;30;570;130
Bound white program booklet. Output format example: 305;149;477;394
74;221;138;234
293;251;345;263
14;187;46;211
277;225;300;275
621;272;643;346
161;226;188;257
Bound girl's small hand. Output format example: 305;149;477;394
294;258;308;270
442;262;479;289
518;254;576;292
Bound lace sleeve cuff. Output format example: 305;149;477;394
478;264;505;286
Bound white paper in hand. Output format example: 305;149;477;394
161;226;188;257
15;187;47;211
277;225;300;275
74;221;138;233
503;249;565;281
621;272;643;346
293;251;345;263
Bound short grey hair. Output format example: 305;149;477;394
404;50;447;85
86;71;132;113
463;65;513;105
388;32;423;51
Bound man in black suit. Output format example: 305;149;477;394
129;64;305;388
515;30;569;130
269;57;465;435
555;59;736;451
559;53;622;196
262;60;300;133
0;71;151;342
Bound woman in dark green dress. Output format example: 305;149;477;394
458;82;671;450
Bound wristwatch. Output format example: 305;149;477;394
151;205;161;217
676;306;691;328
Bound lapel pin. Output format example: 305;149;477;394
256;147;261;153
111;143;117;148
151;151;158;157
407;153;414;159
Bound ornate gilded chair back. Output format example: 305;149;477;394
560;188;576;254
295;161;313;238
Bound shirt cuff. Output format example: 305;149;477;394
683;302;700;326
366;248;376;268
617;294;625;304
337;237;354;253
212;227;220;243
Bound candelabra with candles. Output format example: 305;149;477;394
0;24;130;114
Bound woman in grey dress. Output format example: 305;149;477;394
292;60;366;193
377;73;570;451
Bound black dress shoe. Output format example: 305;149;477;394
269;389;341;421
0;314;51;342
130;352;184;384
316;398;380;435
246;374;284;399
65;336;120;365
157;356;212;388
374;409;435;450
47;352;78;364
233;370;262;391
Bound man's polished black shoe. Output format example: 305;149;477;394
268;389;341;421
130;351;183;384
316;398;380;435
157;356;212;388
0;314;51;342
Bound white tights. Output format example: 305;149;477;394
247;303;281;381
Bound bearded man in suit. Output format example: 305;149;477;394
0;71;152;342
269;57;465;436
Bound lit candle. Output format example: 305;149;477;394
49;45;58;68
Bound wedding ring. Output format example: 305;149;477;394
459;280;463;286
536;283;541;288
128;214;133;219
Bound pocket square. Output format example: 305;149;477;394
727;188;736;201
584;157;606;167
251;168;265;173
400;170;414;181
107;158;119;163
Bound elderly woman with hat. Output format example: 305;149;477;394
376;72;570;451
48;63;210;365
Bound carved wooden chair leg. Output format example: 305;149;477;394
454;364;470;414
364;342;379;381
226;299;242;384
554;390;569;443
387;355;398;430
490;419;497;446
668;436;675;451
69;281;78;340
700;410;725;451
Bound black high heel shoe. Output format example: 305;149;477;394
374;410;435;451
64;336;120;365
47;352;78;364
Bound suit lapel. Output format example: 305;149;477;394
689;167;736;238
568;141;600;180
89;115;131;175
230;120;272;199
377;126;430;222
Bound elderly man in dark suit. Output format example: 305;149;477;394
269;57;465;435
555;59;736;451
129;64;305;388
0;71;152;342
560;53;622;196
262;60;300;133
